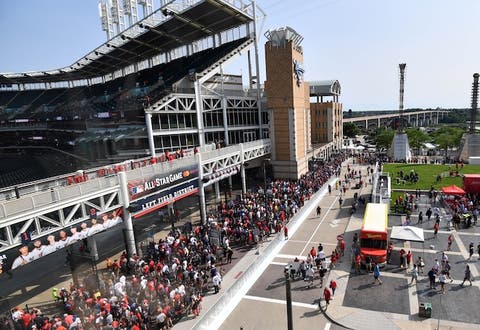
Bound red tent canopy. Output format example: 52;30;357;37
441;185;466;195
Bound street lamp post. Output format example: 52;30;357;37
284;267;293;330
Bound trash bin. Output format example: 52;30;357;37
419;302;432;318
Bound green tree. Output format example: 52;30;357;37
406;128;430;154
343;122;360;138
374;128;395;150
432;127;464;161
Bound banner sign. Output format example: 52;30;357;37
128;165;198;201
131;179;199;218
9;207;123;271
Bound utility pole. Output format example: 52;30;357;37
284;267;293;330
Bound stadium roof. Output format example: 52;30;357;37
0;0;254;85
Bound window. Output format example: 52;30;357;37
169;114;178;128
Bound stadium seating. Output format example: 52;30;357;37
0;38;249;123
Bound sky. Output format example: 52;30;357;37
0;0;479;111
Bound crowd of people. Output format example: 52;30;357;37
2;153;347;329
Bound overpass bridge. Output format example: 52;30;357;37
0;139;271;254
343;109;449;131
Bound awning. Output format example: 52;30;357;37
390;226;424;242
441;185;466;195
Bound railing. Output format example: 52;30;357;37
0;140;271;219
0;175;119;219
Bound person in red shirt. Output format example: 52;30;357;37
323;287;331;306
284;226;288;240
309;247;317;258
339;239;346;257
406;250;413;269
330;251;337;269
329;280;337;296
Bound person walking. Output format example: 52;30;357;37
399;248;406;268
439;271;448;294
354;254;361;275
212;272;222;294
365;255;372;273
447;234;454;251
387;242;394;264
323;286;332;306
316;206;322;216
329;280;337;297
461;265;473;287
428;268;437;289
410;264;419;285
467;242;474;261
417;256;425;275
426;208;432;221
433;221;439;239
226;247;233;264
441;252;448;270
406;251;413;270
372;263;382;285
418;211;423;224
284;225;288;240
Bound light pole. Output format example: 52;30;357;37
284;266;293;330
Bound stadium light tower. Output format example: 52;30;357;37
99;0;114;40
138;0;154;18
111;0;126;35
398;63;406;132
390;63;411;161
123;0;139;26
470;73;479;134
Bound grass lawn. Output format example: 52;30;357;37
383;163;480;190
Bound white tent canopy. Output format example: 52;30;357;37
423;142;437;150
390;226;424;242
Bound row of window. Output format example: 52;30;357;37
150;109;265;130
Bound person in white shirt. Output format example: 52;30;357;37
29;240;45;261
140;276;148;290
111;209;123;226
78;223;89;239
212;273;222;294
88;219;104;236
11;245;31;269
55;231;69;250
42;235;57;256
101;213;115;229
68;227;82;244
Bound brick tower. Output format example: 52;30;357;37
264;27;310;179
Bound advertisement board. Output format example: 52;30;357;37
8;207;123;271
131;179;199;218
128;165;198;201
